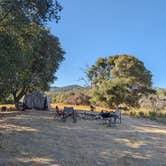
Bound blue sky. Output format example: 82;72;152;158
49;0;166;88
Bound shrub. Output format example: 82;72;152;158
157;112;164;117
160;112;166;118
122;111;129;116
138;111;145;117
149;111;157;120
130;111;136;117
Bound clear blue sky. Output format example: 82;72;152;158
49;0;166;88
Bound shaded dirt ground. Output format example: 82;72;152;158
0;110;166;166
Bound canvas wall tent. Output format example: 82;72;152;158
23;92;50;110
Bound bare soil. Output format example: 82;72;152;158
0;110;166;166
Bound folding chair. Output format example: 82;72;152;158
62;107;77;123
107;109;122;127
54;108;64;120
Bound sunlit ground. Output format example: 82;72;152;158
0;109;166;166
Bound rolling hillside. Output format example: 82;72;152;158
49;85;88;93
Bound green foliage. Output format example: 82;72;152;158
122;108;166;122
129;111;137;117
149;111;157;120
157;112;164;117
156;88;166;97
0;0;62;26
0;0;64;108
87;55;153;107
49;93;65;103
138;111;145;117
0;26;64;103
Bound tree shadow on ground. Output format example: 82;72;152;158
0;110;166;166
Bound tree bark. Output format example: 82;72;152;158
14;99;19;110
12;89;26;110
13;93;19;110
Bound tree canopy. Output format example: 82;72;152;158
0;0;64;108
87;54;153;107
0;0;62;26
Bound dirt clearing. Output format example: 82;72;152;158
0;110;166;166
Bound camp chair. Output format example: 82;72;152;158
98;112;111;124
114;108;122;123
62;107;77;123
108;109;122;127
54;108;64;120
98;109;122;127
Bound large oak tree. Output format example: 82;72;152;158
87;55;153;107
0;0;64;109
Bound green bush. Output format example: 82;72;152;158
160;112;166;118
130;111;136;117
125;108;166;121
149;111;157;119
138;111;145;117
157;112;164;117
122;111;129;116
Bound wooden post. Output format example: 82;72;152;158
72;109;77;123
108;117;112;127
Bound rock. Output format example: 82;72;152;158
23;92;50;110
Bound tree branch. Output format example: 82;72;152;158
0;8;13;23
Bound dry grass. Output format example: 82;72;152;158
122;108;166;117
1;103;166;120
0;103;107;112
0;104;15;108
51;103;113;112
0;110;166;166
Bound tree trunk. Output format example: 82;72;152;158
14;99;20;110
12;89;25;110
13;93;19;110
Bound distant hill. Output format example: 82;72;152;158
49;85;87;93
